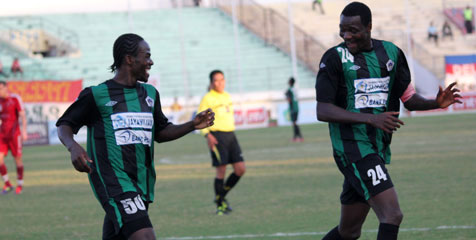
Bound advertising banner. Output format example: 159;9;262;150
233;104;270;130
163;104;272;130
7;79;82;102
445;55;476;91
7;80;83;145
24;121;49;146
277;100;320;126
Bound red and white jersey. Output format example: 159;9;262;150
0;93;24;139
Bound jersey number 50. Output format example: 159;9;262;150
120;195;146;214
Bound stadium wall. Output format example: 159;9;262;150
11;80;476;146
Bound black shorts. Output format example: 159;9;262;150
209;131;244;167
337;154;394;205
102;192;153;240
290;112;298;122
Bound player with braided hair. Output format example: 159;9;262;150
57;33;215;240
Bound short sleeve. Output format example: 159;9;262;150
393;48;412;99
315;48;343;103
153;90;171;133
56;87;97;134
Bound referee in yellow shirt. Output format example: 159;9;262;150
198;70;246;215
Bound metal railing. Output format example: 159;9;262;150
215;0;326;73
0;16;79;55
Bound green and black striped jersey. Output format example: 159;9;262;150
285;86;299;113
57;80;170;204
315;39;411;166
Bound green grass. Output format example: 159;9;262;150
0;113;475;239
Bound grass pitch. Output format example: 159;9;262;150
0;113;475;239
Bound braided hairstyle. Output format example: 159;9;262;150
110;33;144;73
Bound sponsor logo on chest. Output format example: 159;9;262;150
354;77;390;94
110;112;154;146
355;93;388;109
115;129;152;146
353;77;390;109
111;112;154;130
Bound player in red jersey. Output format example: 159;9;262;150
0;81;27;194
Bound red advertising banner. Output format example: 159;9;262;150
445;55;476;91
234;106;269;129
7;80;82;102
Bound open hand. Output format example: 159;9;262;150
436;82;462;108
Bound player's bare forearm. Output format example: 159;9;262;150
156;109;214;143
317;102;371;124
155;122;195;143
57;125;79;151
405;82;462;111
58;125;92;173
317;102;403;133
403;94;439;111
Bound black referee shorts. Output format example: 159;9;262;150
209;131;244;167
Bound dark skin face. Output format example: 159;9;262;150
339;15;372;54
129;40;153;83
115;40;154;86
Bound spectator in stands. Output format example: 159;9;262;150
312;0;325;14
464;5;473;34
40;40;57;58
0;61;9;78
427;21;438;45
442;20;453;40
10;58;23;78
193;0;201;7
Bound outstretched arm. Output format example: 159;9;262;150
156;108;214;143
57;125;92;173
317;102;404;133
404;82;462;111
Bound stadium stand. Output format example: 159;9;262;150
261;0;476;83
0;8;316;99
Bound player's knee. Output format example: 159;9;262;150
392;210;403;225
384;209;403;225
235;166;245;176
129;228;156;240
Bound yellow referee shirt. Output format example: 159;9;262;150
198;89;235;135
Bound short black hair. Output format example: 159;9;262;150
0;80;6;86
209;70;223;83
341;2;372;27
110;33;144;72
289;77;295;86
